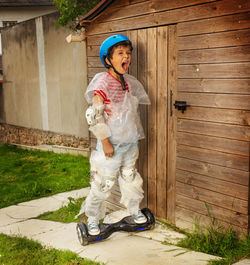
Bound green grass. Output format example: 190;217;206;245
38;197;86;223
0;233;102;265
164;220;250;265
0;144;90;208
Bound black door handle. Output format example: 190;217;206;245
174;101;190;113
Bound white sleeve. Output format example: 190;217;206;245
89;123;111;140
85;97;111;140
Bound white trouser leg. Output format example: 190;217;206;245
118;167;144;216
81;173;115;222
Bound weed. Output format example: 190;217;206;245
175;215;249;264
161;201;249;265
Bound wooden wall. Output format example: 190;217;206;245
85;0;250;234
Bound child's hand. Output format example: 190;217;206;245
101;138;114;158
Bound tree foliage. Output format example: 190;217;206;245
53;0;101;28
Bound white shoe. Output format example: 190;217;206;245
87;221;100;235
133;211;147;224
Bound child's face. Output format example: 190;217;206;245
108;45;131;75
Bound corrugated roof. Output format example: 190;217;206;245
0;0;54;7
77;0;114;28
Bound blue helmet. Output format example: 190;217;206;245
99;34;133;68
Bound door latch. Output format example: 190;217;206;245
174;101;190;113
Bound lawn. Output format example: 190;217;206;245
0;144;90;208
0;233;102;265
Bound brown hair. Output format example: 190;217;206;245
107;40;133;58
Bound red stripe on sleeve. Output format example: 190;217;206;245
94;90;107;101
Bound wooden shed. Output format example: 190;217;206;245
79;0;250;235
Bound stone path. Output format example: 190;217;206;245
0;188;234;265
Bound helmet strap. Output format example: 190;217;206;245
107;57;126;91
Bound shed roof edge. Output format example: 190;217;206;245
77;0;114;28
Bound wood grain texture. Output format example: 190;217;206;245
176;206;248;235
167;25;178;223
177;119;250;141
177;131;249;156
176;194;248;228
179;46;250;64
156;26;168;217
176;169;248;200
177;144;249;171
176;181;248;214
137;29;149;208
176;107;250;126
178;62;250;79
177;12;250;36
179;29;250;50
178;79;250;94
177;92;250;110
176;156;249;186
147;27;157;214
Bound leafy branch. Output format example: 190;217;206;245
53;0;101;28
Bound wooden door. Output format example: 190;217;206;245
127;25;177;222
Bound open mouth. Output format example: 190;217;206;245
122;62;128;71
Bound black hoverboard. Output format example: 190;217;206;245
76;208;155;245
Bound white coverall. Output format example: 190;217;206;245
77;72;150;222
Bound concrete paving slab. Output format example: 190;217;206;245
52;187;90;202
32;222;83;253
0;219;65;238
0;205;48;220
17;197;68;215
103;209;186;244
0;212;25;227
234;260;250;265
77;234;219;265
0;188;90;224
136;222;186;244
33;220;129;253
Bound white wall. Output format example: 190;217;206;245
0;6;57;54
0;6;57;22
2;13;89;139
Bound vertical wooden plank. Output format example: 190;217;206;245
156;26;168;218
147;27;157;214
127;30;138;78
137;29;148;208
167;24;177;224
128;29;148;207
248;141;250;235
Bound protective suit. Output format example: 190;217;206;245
77;72;150;222
85;72;150;144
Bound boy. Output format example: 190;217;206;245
79;35;150;235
